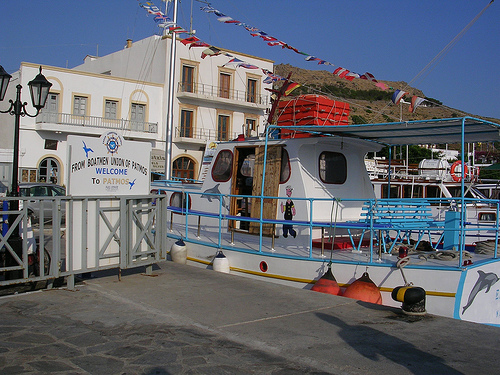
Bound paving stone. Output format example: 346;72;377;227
19;342;83;358
131;349;178;366
6;332;55;345
0;365;29;375
64;331;108;347
105;344;149;359
28;360;76;373
70;355;124;375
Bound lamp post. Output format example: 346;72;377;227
0;65;52;278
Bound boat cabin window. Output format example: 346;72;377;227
212;150;233;182
381;184;400;198
426;185;443;198
319;151;346;184
447;186;475;198
280;148;291;184
478;212;497;222
403;184;423;198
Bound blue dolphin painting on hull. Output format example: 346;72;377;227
201;184;228;210
462;270;499;314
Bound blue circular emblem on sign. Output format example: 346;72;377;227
102;132;122;155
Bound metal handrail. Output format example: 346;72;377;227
36;112;158;134
178;82;270;106
173;126;239;141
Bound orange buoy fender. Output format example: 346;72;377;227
311;265;341;296
343;272;382;304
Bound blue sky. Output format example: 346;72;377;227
1;0;499;119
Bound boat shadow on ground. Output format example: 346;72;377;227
315;306;462;375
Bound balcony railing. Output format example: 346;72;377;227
36;112;158;134
178;82;270;106
174;126;239;142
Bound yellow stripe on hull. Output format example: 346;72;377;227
187;256;456;298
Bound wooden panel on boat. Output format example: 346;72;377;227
249;145;281;235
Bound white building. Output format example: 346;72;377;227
0;34;273;190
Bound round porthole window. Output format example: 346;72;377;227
259;261;268;273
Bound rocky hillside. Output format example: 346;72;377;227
274;64;497;124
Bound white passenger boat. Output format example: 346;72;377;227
153;117;500;326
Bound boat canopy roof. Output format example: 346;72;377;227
269;117;500;146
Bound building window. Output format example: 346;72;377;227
73;96;87;116
44;140;58;150
218;115;230;141
105;100;118;119
172;157;196;181
43;93;59;122
182;65;195;93
180;109;194;138
245;118;256;137
247;78;257;103
38;157;60;184
219;73;231;99
131;103;146;131
318;151;347;184
21;168;38;183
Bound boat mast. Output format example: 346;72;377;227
164;0;179;180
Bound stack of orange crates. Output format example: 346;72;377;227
277;95;350;138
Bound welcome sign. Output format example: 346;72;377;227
67;132;151;196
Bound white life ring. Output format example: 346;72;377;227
450;161;468;182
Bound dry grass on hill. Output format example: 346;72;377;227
274;63;497;124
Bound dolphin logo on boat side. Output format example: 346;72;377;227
201;184;228;210
462;270;499;314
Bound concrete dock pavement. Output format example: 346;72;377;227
0;261;498;375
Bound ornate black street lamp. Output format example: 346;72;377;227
0;66;52;198
0;65;52;277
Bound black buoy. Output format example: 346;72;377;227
392;286;426;315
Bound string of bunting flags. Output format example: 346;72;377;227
137;1;294;88
199;4;380;84
138;1;427;112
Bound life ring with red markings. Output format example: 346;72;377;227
450;161;468;182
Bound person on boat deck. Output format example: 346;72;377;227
281;185;296;238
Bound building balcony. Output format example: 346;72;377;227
176;83;270;111
173;126;239;145
35;112;158;140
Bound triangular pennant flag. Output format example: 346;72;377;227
360;72;377;82
201;46;221;59
189;41;211;49
237;62;259;69
375;82;389;90
345;72;360;81
262;69;284;84
217;16;234;22
284;82;301;96
391;89;408;105
409;96;426;113
180;36;200;46
222;58;244;67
